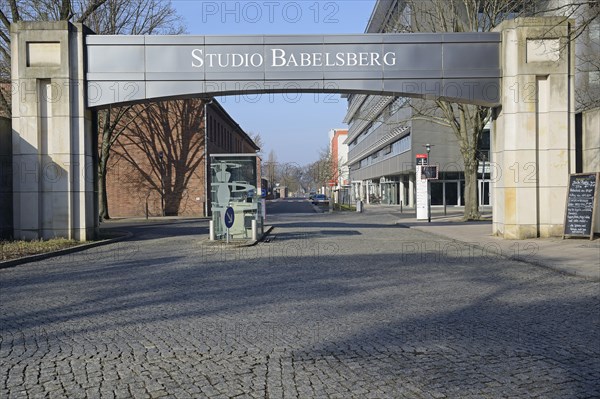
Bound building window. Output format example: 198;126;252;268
355;134;411;170
588;17;599;42
389;97;408;115
590;71;600;86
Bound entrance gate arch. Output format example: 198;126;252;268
85;33;501;108
9;18;574;240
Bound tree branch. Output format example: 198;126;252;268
8;0;21;22
77;0;109;24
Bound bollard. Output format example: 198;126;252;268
209;220;215;241
356;200;363;213
252;219;257;241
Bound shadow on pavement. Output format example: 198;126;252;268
1;216;598;398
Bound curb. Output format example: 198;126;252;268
254;225;275;245
199;225;275;248
0;230;133;270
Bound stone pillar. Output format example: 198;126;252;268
492;18;575;239
360;182;365;201
11;22;97;241
0;117;12;239
399;179;406;207
582;108;600;234
582;108;600;173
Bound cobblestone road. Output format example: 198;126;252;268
1;212;599;398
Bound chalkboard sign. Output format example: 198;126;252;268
563;173;599;240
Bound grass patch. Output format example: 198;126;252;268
0;238;82;261
333;203;357;212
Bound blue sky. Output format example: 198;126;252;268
172;0;376;165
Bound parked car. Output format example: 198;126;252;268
308;192;317;200
312;194;329;205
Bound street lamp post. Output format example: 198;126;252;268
158;151;165;217
480;150;488;206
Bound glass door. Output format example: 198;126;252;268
445;181;459;205
479;180;490;206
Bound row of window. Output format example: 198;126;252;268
349;96;409;150
353;134;412;170
208;116;244;153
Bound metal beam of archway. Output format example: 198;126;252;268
86;33;501;108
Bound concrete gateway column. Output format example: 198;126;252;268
408;175;415;208
492;18;575;239
11;22;97;240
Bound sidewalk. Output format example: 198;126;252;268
364;205;600;281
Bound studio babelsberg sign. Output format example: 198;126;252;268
86;33;501;108
191;48;398;68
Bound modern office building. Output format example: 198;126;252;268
105;99;259;218
345;0;598;208
345;95;490;207
345;1;478;208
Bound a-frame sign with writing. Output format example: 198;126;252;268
563;173;599;240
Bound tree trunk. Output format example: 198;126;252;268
164;168;186;216
98;112;111;220
0;90;10;118
164;194;182;216
463;156;480;220
98;147;110;220
164;185;185;216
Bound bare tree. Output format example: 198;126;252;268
384;0;516;220
1;0;110;116
298;164;314;193
87;0;184;220
569;2;600;112
1;0;185;218
264;150;278;187
249;132;264;157
307;146;334;192
83;0;184;36
278;162;303;195
114;99;206;216
97;104;149;220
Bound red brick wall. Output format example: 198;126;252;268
330;129;348;185
106;136;207;218
104;99;258;218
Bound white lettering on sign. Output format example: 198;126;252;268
191;48;203;67
191;48;397;68
270;49;396;67
192;49;264;68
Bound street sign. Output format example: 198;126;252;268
421;165;439;179
416;154;428;165
224;206;235;228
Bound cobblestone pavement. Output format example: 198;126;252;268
1;212;599;398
